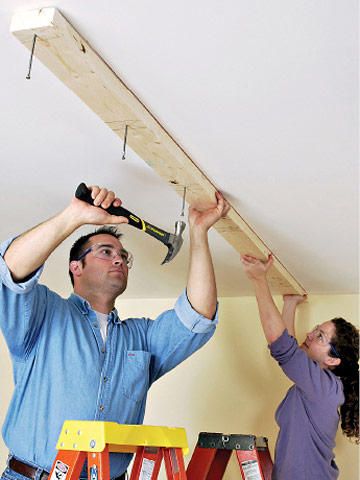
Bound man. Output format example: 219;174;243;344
0;184;229;480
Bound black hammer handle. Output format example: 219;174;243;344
75;183;170;245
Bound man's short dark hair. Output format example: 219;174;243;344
68;226;123;286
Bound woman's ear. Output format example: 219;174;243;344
325;356;341;368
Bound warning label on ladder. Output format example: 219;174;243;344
139;458;155;480
241;460;262;480
50;460;69;480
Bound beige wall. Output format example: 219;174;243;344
0;294;358;479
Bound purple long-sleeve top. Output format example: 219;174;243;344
269;329;344;480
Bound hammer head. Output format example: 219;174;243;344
161;220;186;264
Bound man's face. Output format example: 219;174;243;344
73;234;130;297
300;320;339;369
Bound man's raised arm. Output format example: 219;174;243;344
4;185;128;282
186;191;229;319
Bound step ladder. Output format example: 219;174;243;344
186;432;273;480
48;420;189;480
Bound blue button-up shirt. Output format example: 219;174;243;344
0;238;217;477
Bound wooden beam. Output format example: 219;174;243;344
11;7;306;294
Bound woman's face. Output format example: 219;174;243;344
300;321;341;369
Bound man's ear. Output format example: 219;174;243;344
69;260;82;278
325;356;341;368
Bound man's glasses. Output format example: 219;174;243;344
309;325;340;358
76;243;133;269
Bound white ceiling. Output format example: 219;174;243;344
0;0;358;298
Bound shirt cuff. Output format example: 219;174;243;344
174;289;219;333
0;236;44;293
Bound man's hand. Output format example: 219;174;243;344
68;185;129;227
189;191;230;234
240;254;274;281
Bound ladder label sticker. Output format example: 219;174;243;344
50;460;69;480
90;465;98;480
241;460;262;480
139;458;155;480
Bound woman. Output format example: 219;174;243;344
241;254;359;480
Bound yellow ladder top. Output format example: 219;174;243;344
56;421;189;455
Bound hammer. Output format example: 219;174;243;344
75;183;186;264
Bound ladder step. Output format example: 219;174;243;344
187;432;273;480
50;421;188;480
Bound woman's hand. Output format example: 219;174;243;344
240;253;274;281
283;294;307;306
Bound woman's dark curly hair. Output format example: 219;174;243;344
330;318;359;443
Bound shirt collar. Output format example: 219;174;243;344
68;293;122;323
